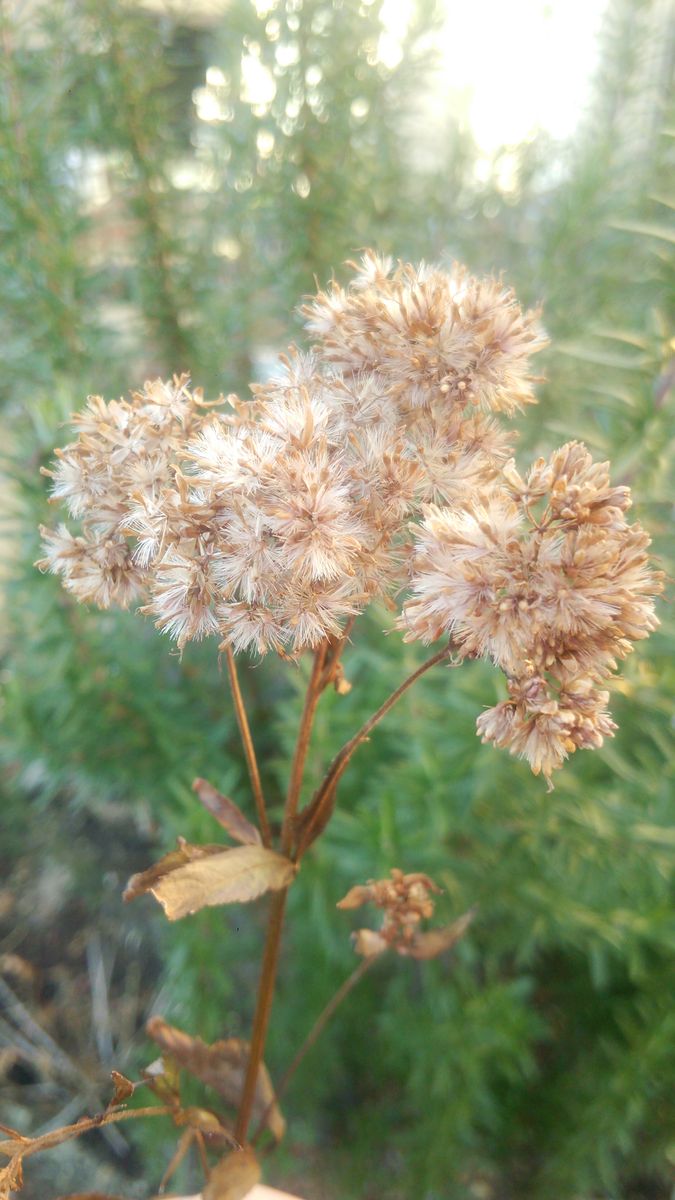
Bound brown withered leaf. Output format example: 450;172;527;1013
203;1147;261;1200
107;1070;134;1108
193;778;261;846
123;840;225;902
0;1155;24;1196
147;1017;285;1142
149;846;296;921
352;929;388;958
142;1054;181;1104
399;908;476;960
174;1107;236;1143
336;885;373;911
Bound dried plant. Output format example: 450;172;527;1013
6;254;660;1198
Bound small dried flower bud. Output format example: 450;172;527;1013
340;869;473;961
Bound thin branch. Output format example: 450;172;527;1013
233;888;287;1144
235;639;337;1143
252;955;377;1146
0;1105;172;1175
282;642;328;855
224;645;271;847
296;643;455;858
235;633;354;1144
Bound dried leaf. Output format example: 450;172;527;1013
332;662;352;695
400;909;476;960
124;840;225;902
149;846;296;921
203;1148;261;1200
174;1107;236;1142
0;1155;23;1196
193;778;262;846
108;1070;134;1107
142;1054;181;1104
352;929;388;958
336;885;373;911
148;1018;285;1142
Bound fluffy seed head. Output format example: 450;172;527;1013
37;258;660;783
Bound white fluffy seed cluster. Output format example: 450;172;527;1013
38;253;661;780
401;443;663;783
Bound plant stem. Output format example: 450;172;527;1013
320;644;453;800
0;1105;172;1169
224;645;271;847
283;643;328;854
234;642;332;1145
234;887;287;1144
252;955;377;1145
296;643;454;857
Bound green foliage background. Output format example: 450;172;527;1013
0;1;673;1197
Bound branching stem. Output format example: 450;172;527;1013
283;643;328;854
296;643;454;857
317;644;453;806
234;639;452;1146
252;955;377;1146
224;645;271;847
234;887;287;1144
235;643;331;1144
0;1105;172;1175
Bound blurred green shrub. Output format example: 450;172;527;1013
0;1;673;1197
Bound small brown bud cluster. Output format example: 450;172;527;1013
337;869;474;960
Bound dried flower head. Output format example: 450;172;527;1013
37;255;659;782
38;255;541;656
402;442;663;783
303;250;548;414
337;869;475;960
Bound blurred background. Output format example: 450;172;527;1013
0;0;674;1196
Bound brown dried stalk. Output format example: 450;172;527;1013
0;1106;172;1194
224;645;271;847
252;955;377;1147
295;642;455;858
235;638;454;1145
235;642;333;1144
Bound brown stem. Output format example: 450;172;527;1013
0;1105;172;1171
235;645;452;1142
252;955;376;1146
224;645;271;847
234;641;335;1144
296;643;454;858
234;888;287;1143
320;615;357;687
282;642;329;854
